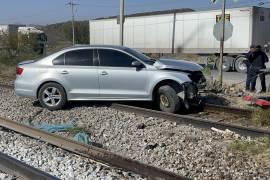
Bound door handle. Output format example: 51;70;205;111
61;70;69;74
101;71;108;75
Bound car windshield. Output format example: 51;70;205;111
124;48;156;65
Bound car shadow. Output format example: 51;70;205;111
32;100;113;110
32;100;201;115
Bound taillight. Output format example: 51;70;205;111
16;67;24;75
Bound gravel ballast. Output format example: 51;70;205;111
0;128;143;180
0;87;269;179
0;171;18;180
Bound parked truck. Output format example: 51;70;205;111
89;6;270;72
0;24;47;54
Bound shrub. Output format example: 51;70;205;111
228;137;270;156
252;109;270;127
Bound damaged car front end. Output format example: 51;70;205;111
154;59;206;109
154;59;206;89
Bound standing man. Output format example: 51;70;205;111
245;45;255;91
249;45;269;92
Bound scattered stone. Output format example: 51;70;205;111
0;130;143;180
184;135;199;142
160;143;166;147
0;87;269;179
136;123;146;129
145;143;158;150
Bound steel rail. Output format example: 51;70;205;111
111;103;270;137
0;74;15;80
0;117;189;180
0;151;59;180
203;103;253;118
0;83;13;89
0;75;14;89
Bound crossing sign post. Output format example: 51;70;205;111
218;0;226;87
211;0;237;87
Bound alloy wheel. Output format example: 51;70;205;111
42;87;62;107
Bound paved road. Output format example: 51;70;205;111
211;70;270;90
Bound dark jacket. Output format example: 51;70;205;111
250;50;269;70
244;51;253;68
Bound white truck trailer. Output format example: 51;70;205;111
89;6;270;72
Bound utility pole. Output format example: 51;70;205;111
119;0;125;46
218;0;226;87
67;0;78;46
172;12;176;54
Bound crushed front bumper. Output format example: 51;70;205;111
177;82;202;109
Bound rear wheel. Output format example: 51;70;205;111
156;85;181;113
38;82;67;111
235;56;247;73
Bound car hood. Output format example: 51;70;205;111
153;59;203;72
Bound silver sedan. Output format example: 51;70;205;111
15;45;205;113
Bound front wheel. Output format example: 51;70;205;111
156;85;181;113
38;82;67;111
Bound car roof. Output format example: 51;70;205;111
62;45;128;51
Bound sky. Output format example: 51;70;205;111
0;0;269;25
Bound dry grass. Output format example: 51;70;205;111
228;137;270;165
252;109;270;127
65;126;86;134
0;47;41;76
202;67;211;77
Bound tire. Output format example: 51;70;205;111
38;82;67;111
156;85;181;113
216;56;232;72
235;56;247;73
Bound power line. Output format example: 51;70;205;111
66;0;79;46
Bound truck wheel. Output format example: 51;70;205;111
38;82;67;111
216;56;232;72
235;56;247;73
156;85;181;113
223;57;231;72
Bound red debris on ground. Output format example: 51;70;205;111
244;95;270;108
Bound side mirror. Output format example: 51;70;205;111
132;61;144;68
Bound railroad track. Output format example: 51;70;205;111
0;83;13;89
0;151;58;180
0;74;14;89
111;104;270;137
0;74;15;80
0;76;268;137
0;117;188;180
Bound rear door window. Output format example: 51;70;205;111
98;49;135;67
53;54;65;65
53;49;94;66
65;49;94;66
